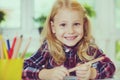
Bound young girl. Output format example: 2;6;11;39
22;0;116;80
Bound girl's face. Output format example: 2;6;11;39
51;8;84;47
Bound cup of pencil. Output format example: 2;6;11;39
0;35;31;80
0;58;24;80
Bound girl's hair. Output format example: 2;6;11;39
40;0;97;65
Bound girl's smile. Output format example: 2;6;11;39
64;35;78;41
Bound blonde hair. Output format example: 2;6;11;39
40;0;97;65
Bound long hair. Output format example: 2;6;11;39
40;0;97;65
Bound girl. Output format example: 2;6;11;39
22;0;116;80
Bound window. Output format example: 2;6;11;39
34;0;55;28
115;0;120;29
0;0;21;28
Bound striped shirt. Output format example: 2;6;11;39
22;41;116;80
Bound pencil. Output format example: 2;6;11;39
0;35;9;59
2;41;9;59
0;40;4;59
21;37;31;58
12;35;23;59
9;36;17;59
6;39;10;52
68;57;105;72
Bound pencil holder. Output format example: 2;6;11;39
0;59;24;80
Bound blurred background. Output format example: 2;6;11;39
0;0;120;76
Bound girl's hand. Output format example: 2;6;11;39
39;66;69;80
76;63;91;80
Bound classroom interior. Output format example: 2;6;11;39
0;0;120;79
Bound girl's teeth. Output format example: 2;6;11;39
65;37;75;40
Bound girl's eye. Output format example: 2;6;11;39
74;23;80;26
60;23;66;27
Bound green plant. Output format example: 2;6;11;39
34;14;47;27
83;4;96;18
0;10;6;23
116;40;120;61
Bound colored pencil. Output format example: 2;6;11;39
9;36;17;59
0;35;8;59
12;35;23;59
6;39;10;52
2;40;8;59
0;40;4;59
21;37;31;58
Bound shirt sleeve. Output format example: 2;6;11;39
91;48;116;79
22;42;49;80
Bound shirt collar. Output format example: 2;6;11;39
63;44;78;53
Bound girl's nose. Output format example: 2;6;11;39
67;26;74;34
